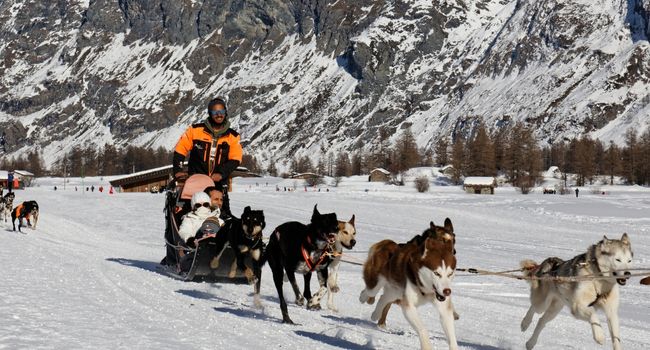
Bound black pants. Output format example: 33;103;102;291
217;182;232;218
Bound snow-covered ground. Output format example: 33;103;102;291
2;176;649;349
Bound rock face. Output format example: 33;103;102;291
1;0;649;166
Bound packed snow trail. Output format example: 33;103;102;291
1;177;649;349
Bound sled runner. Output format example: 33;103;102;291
161;174;251;283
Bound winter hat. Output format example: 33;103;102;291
207;97;227;116
191;192;211;208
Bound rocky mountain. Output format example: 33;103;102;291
1;0;649;168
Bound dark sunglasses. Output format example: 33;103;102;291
194;202;211;209
208;109;226;116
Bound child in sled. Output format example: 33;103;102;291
177;192;224;271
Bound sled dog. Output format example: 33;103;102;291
210;206;266;306
12;200;39;232
376;219;459;327
0;192;15;222
326;215;357;311
359;228;457;350
520;233;633;350
264;205;338;324
298;215;357;312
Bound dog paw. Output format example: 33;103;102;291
330;285;340;293
525;339;536;350
253;295;263;309
453;311;460;320
296;297;305;306
359;291;368;303
593;325;605;344
370;310;381;322
209;258;220;269
327;304;339;313
521;318;531;332
307;303;322;311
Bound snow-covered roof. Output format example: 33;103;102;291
110;164;173;182
290;172;321;178
370;168;391;175
464;177;496;186
14;170;34;177
440;165;453;171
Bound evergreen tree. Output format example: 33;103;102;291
394;127;420;172
503;122;542;188
467;123;495;176
335;152;352;177
241;154;260;173
573;136;596;186
26;150;45;176
450;136;466;185
434;137;449;166
621;128;639;184
267;157;278;177
351;152;363;175
316;156;326;175
638;129;650;185
604;141;621;185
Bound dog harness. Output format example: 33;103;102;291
301;235;331;272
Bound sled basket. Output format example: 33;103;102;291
161;174;251;283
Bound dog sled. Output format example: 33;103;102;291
160;174;251;283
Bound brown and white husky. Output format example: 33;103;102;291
359;227;457;350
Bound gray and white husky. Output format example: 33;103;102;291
520;233;633;350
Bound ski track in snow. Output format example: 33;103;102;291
1;176;649;349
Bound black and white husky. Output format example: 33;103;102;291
264;205;338;324
0;192;15;222
296;215;357;312
520;233;633;350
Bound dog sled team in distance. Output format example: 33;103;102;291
158;96;647;350
0;189;38;233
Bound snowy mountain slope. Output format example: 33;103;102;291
0;0;649;167
1;177;650;349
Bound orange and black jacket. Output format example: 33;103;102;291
173;121;243;184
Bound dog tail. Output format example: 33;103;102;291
520;259;539;287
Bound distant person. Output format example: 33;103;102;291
109;186;114;194
172;97;243;218
54;186;57;191
99;186;104;193
575;188;579;198
75;186;78;191
7;171;14;193
91;185;95;192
